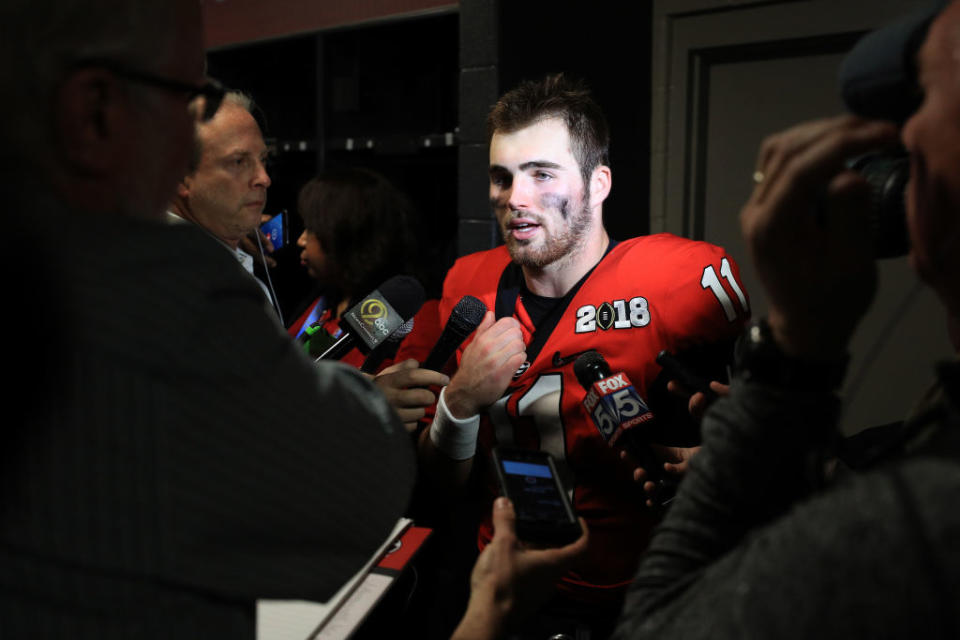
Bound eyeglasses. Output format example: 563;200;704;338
74;59;225;121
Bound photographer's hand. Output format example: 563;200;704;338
742;116;899;360
452;497;589;640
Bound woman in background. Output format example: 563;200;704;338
290;167;445;430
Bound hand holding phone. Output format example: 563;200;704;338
656;350;717;399
492;447;582;547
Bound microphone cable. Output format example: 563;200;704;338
255;230;285;326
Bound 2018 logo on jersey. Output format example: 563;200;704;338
575;297;650;334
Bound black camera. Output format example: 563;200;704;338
849;151;910;259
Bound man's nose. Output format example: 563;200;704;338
506;174;533;211
253;159;271;189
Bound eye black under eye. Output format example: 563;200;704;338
491;173;512;187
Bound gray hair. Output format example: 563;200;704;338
0;0;178;168
188;91;256;173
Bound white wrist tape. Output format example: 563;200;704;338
429;387;480;460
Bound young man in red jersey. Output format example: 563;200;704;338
421;74;750;637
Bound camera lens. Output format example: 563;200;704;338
847;151;910;259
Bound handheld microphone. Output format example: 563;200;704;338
315;275;425;362
360;317;415;374
421;295;487;372
573;351;676;508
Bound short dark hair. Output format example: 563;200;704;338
297;167;418;305
486;73;610;185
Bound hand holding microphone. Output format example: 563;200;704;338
422;295;487;372
573;351;677;509
444;311;526;419
368;294;485;433
374;359;449;433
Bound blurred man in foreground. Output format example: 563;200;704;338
0;1;413;637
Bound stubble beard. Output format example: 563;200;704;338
502;195;592;270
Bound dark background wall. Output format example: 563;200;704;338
206;10;461;316
457;1;652;254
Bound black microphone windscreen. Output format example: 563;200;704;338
421;295;487;372
573;350;609;389
448;295;487;337
377;275;426;321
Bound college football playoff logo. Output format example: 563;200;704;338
575;297;650;333
512;361;531;380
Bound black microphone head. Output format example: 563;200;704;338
341;275;425;353
448;295;487;338
839;1;945;124
573;350;610;389
377;275;426;320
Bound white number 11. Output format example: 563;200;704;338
701;258;749;322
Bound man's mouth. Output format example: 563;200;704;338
507;216;540;232
507;216;541;239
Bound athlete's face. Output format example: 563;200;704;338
489;118;593;269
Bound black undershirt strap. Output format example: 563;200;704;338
494;240;619;365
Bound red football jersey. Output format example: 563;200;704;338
439;234;750;601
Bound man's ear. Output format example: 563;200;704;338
589;165;612;208
176;176;192;199
55;68;127;175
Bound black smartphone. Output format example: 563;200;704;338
656;350;716;399
492;447;582;546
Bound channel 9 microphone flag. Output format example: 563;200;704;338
315;275;425;362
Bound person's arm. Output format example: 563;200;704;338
157;269;417;602
616;380;840;635
417;311;526;490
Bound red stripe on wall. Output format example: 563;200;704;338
203;0;458;49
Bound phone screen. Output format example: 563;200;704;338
260;211;286;250
493;448;581;545
501;460;572;525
